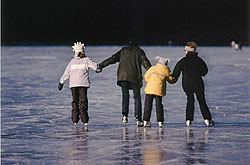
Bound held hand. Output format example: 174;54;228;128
58;83;64;91
166;74;177;84
96;65;102;73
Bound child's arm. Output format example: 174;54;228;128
165;66;177;84
59;62;71;85
87;58;98;71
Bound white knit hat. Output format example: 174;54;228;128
72;42;85;53
184;46;196;52
155;56;171;65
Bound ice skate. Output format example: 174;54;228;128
158;122;163;128
83;123;88;131
204;119;214;127
136;120;144;127
144;121;151;127
122;116;128;126
186;120;191;127
73;123;77;126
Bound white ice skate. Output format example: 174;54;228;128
73;123;77;126
144;121;151;127
204;119;214;127
122;116;128;126
186;120;191;127
158;122;163;128
136;121;144;127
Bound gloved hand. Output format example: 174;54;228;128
96;65;102;73
58;83;64;91
166;74;177;84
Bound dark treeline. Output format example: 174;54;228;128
2;0;250;46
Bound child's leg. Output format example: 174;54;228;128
185;91;195;121
71;87;80;123
79;87;89;123
143;94;154;121
155;96;164;122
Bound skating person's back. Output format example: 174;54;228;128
173;49;208;87
171;42;214;127
99;42;151;87
58;42;98;127
98;39;151;126
143;56;173;128
60;55;97;88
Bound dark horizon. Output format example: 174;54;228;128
2;0;250;46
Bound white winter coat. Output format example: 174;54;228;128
60;56;98;88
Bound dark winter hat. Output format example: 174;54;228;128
128;38;139;46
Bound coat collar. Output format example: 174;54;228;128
156;63;168;69
186;52;198;57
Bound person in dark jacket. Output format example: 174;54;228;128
98;39;151;127
170;42;214;127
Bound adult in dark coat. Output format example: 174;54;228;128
98;39;151;126
170;42;214;127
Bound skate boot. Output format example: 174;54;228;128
186;120;192;127
122;116;128;126
83;123;88;131
73;123;77;126
136;120;144;127
204;119;214;127
144;121;151;127
158;122;163;128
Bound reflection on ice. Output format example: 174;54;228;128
185;128;209;164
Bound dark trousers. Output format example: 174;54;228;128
71;87;89;123
120;81;142;121
143;94;164;122
184;83;212;121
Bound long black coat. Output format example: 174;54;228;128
99;46;151;88
172;52;208;92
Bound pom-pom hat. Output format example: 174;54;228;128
72;42;85;53
155;56;171;65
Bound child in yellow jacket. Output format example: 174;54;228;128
143;56;173;127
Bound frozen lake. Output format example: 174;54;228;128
1;46;250;164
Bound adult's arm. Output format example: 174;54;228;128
140;50;152;70
169;60;183;84
199;57;208;76
99;49;121;68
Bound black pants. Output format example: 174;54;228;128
143;94;164;122
184;82;212;121
120;81;142;121
71;87;88;123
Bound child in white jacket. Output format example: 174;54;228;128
58;42;100;126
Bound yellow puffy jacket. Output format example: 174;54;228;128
144;63;172;97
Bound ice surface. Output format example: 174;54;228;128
1;46;250;164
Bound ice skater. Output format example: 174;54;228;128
58;42;101;126
143;56;173;128
97;39;151;127
231;40;242;51
170;42;214;127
